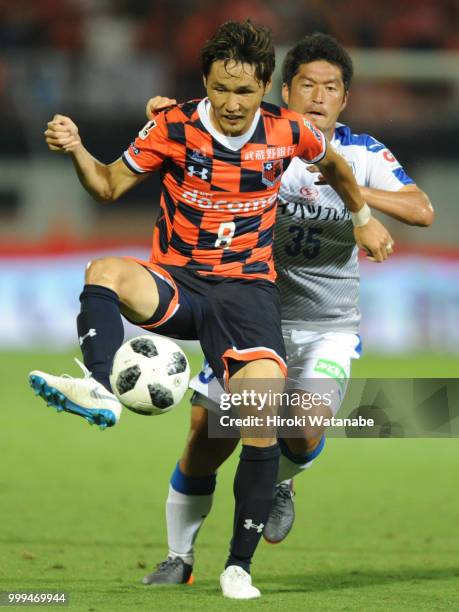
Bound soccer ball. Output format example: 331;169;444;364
109;335;190;416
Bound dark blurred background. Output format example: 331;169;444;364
1;0;459;355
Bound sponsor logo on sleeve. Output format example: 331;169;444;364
383;149;397;163
138;119;157;140
130;142;140;155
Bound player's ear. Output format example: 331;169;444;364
202;75;208;90
341;90;349;113
281;83;289;106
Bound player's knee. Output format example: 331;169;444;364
85;257;126;291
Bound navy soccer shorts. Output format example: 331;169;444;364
125;259;286;385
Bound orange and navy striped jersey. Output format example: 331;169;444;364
122;98;326;281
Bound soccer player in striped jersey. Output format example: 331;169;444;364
30;21;394;599
142;33;433;588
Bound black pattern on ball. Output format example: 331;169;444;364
131;337;158;357
167;351;187;375
116;365;141;394
148;383;174;408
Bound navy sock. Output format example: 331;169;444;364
226;443;280;573
76;284;124;391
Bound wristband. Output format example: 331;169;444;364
351;203;371;227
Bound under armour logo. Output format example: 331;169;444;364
187;165;209;181
79;328;97;346
243;519;264;533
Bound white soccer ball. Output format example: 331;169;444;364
109;335;190;416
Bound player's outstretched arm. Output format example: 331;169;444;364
316;146;394;262
308;165;433;228
360;185;434;227
44;114;147;202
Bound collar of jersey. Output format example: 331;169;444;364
197;98;261;151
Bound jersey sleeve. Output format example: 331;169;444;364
296;118;327;164
122;114;170;174
365;138;415;191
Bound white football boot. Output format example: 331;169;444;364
29;359;121;429
220;566;261;599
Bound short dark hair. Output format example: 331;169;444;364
282;33;354;91
201;20;275;86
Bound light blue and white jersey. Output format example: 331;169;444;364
275;123;414;332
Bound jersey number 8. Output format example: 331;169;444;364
215;222;236;249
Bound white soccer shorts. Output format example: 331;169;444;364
189;328;361;416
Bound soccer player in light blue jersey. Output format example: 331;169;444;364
142;33;433;587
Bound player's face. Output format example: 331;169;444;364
282;60;348;137
204;60;271;136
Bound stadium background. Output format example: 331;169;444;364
1;1;458;610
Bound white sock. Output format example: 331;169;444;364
276;454;313;483
166;485;213;566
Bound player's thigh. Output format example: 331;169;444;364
180;401;239;476
85;256;160;322
229;358;285;389
289;331;360;406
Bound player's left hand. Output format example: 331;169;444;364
353;216;394;263
308;165;394;261
146;96;177;120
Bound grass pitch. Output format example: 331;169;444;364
1;351;459;611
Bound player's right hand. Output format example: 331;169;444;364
146;96;177;119
44;114;81;153
353;216;394;263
